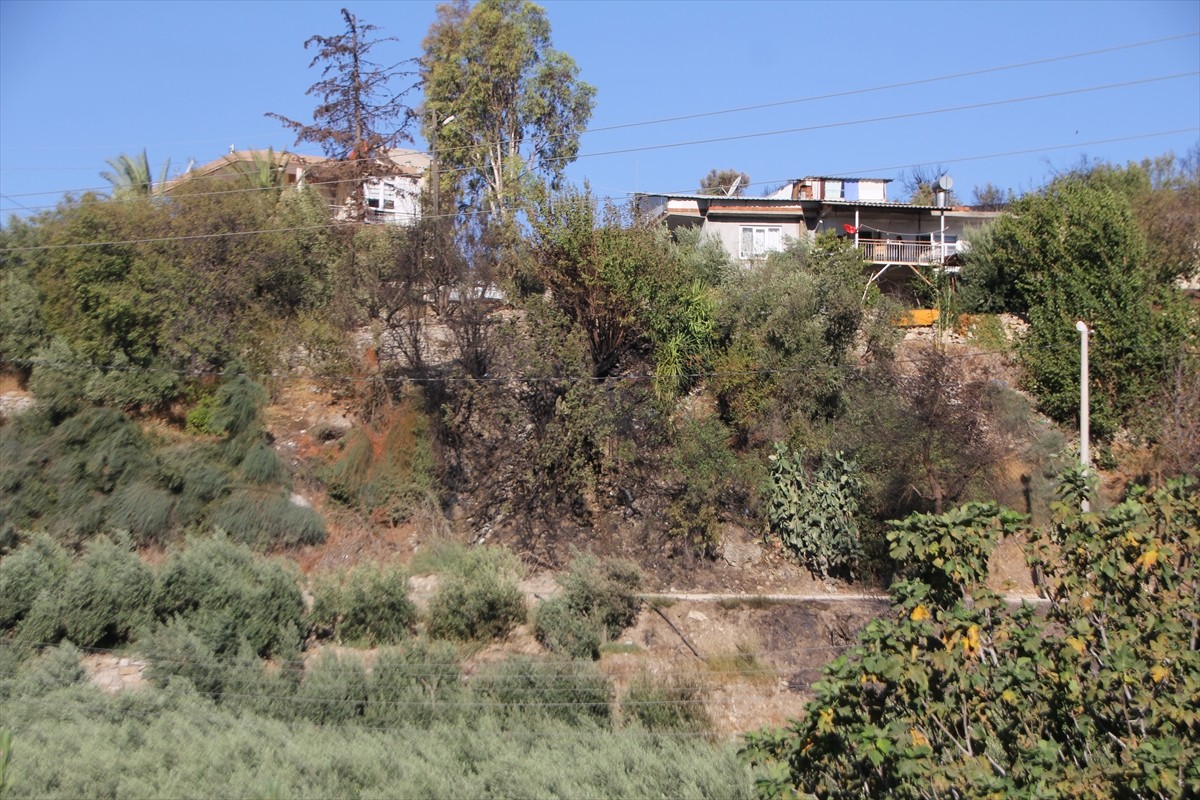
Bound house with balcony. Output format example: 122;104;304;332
170;148;430;226
638;176;998;291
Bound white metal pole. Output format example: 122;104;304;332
1076;320;1090;512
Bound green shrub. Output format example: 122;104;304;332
311;562;416;645
154;534;304;658
184;392;220;436
295;650;369;725
422;543;526;642
533;599;602;659
623;674;711;733
473;656;612;726
56;536;153;647
143;617;227;697
0;535;70;630
767;444;863;579
666;416;741;556
534;553;642;659
427;571;526;642
8;642;86;698
367;640;464;727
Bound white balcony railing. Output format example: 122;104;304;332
855;239;956;265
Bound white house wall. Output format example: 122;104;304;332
702;217;805;260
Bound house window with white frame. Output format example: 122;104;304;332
739;225;783;259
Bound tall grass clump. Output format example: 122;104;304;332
109;481;174;545
424;543;526;642
623;673;712;733
534;553;642;659
322;402;438;524
153;534;304;658
209;490;325;550
311;562;416;645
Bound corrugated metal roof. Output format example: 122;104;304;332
801;176;893;183
642;192;942;211
818;199;941;210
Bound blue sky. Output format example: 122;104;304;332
1;0;1197;218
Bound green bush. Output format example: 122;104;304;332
473;656;612;726
427;571;526;642
534;553;642;659
666;416;741;556
56;536;154;647
295;650;369;725
8;642;86;698
767;444;863;579
533;599;602;659
311;562;416;645
367;640;464;727
424;544;526;642
143;617;228;697
623;674;712;733
154;534;304;658
0;535;70;630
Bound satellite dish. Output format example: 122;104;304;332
935;174;954;192
726;175;742;196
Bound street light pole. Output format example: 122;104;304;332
1076;320;1090;512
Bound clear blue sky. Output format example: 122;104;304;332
1;0;1197;218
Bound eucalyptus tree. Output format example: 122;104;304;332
420;0;595;226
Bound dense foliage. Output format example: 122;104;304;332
743;475;1200;799
534;553;643;659
0;643;753;799
959;169;1196;438
0;378;323;549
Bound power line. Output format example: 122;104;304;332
569;72;1200;164
4;69;1196;206
3;123;1196;241
579;32;1200;137
7;32;1190;170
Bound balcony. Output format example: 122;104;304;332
854;239;956;266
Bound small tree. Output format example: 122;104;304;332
267;8;417;219
698;168;751;196
744;477;1200;799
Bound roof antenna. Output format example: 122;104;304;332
725;175;742;196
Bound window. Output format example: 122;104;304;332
739;225;783;259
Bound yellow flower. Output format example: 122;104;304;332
963;625;981;658
910;604;931;622
909;728;930;748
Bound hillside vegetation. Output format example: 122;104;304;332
1;95;1196;800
